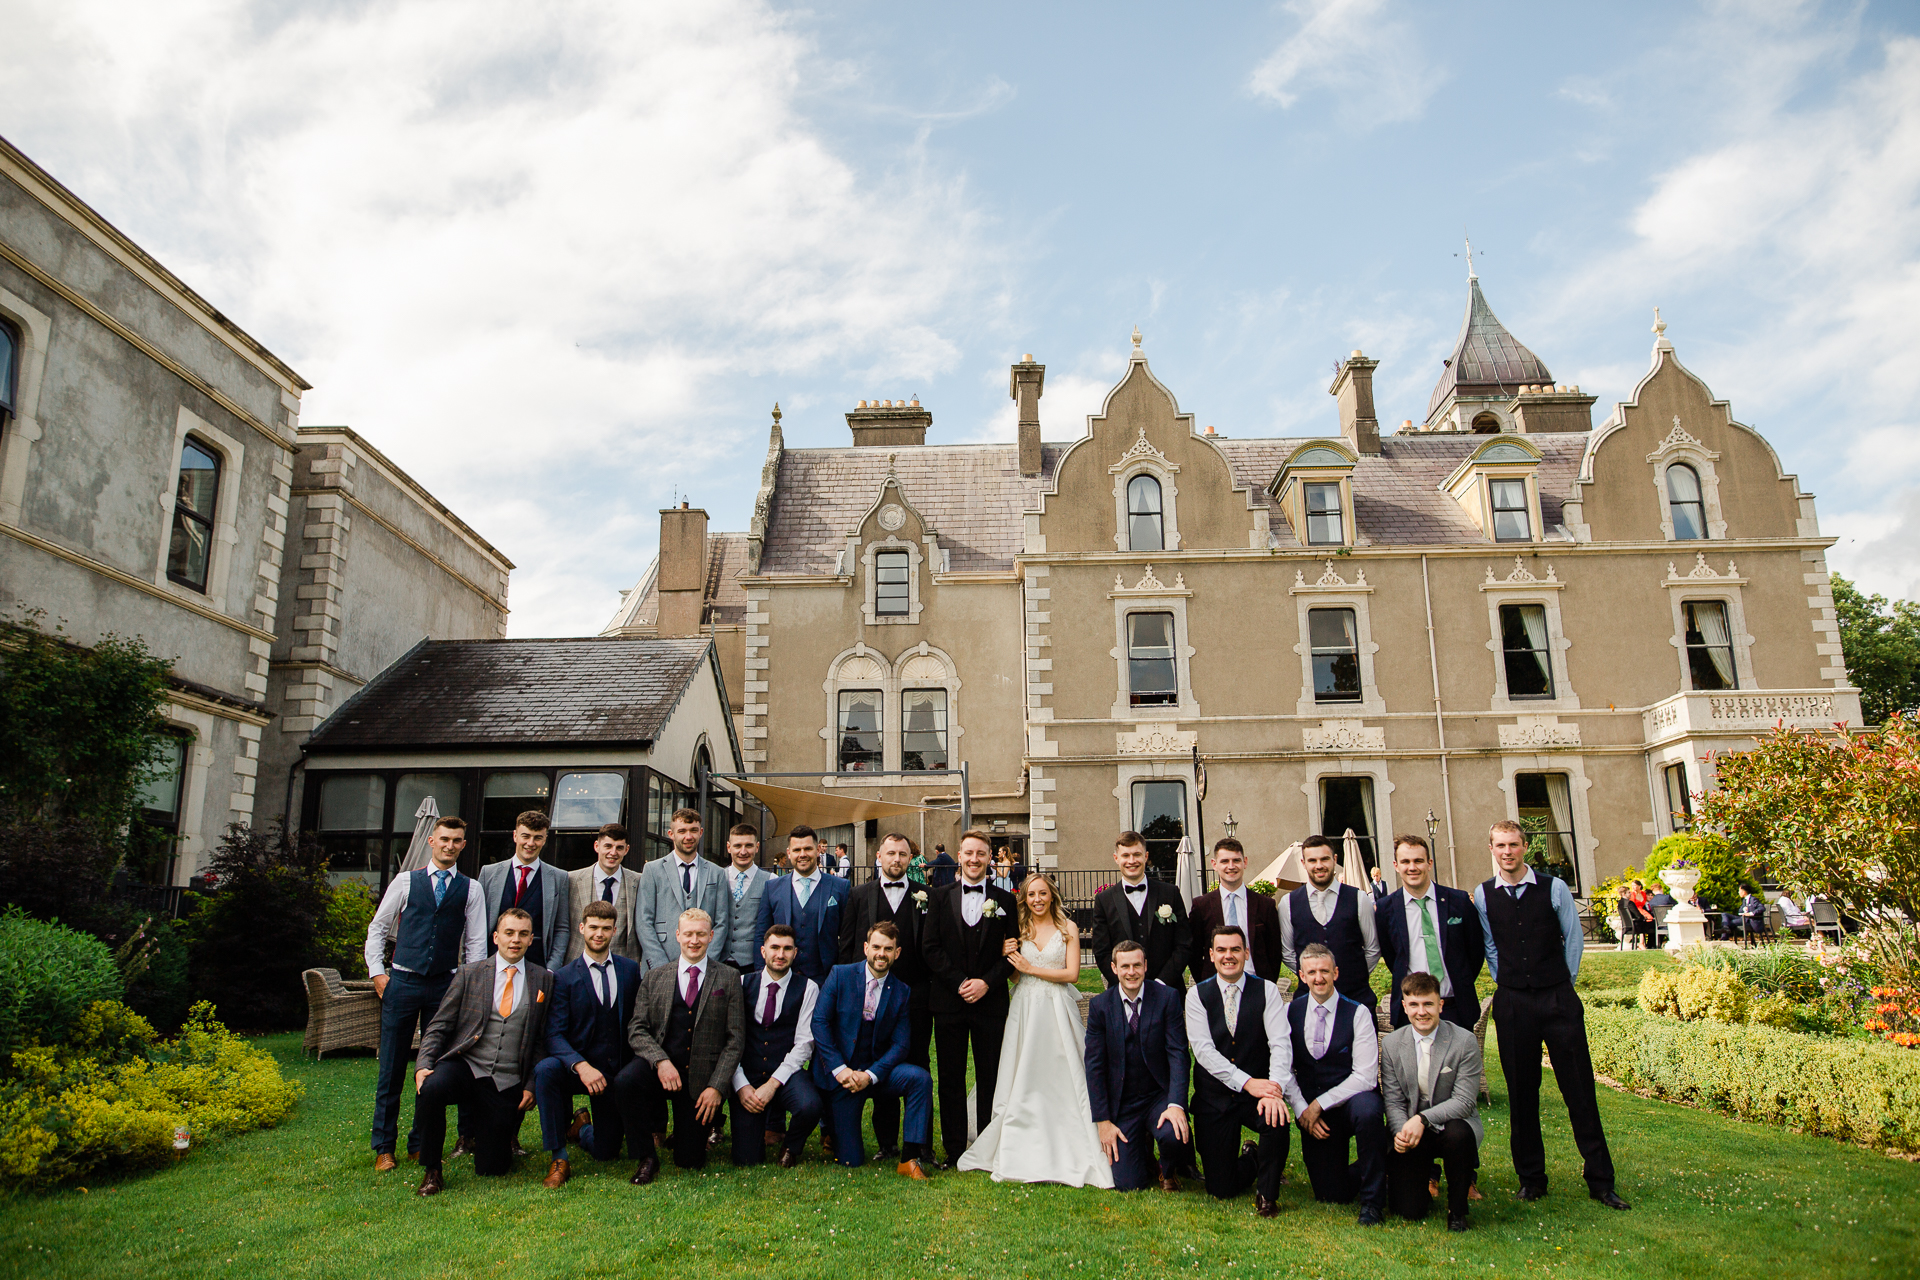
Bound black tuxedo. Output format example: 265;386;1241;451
921;878;1018;1161
1091;878;1193;989
1377;884;1485;1030
837;876;934;1151
1188;888;1284;983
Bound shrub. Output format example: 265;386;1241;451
1586;1006;1920;1149
1690;943;1823;1003
1749;994;1797;1029
1248;880;1277;897
1583;986;1640;1010
1639;968;1679;1017
1674;965;1751;1023
91;906;192;1032
185;823;335;1029
1645;831;1749;910
0;911;122;1061
316;882;378;980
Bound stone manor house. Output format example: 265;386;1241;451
608;282;1861;893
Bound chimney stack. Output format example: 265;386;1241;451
1329;350;1382;456
1010;354;1045;477
656;503;709;637
846;398;931;447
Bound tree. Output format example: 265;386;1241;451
1831;574;1920;725
184;822;337;1029
1643;831;1749;909
1696;715;1920;967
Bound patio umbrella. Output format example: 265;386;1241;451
1340;828;1368;889
1173;836;1201;906
1250;841;1306;892
395;794;441;875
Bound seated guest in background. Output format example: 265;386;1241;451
411;909;554;1195
1086;939;1192;1192
615;909;744;1184
1381;972;1484;1231
1776;892;1814;938
531;901;641;1188
732;925;823;1168
1184;926;1291;1216
365;815;487;1171
1624;881;1654;950
812;922;937;1178
1189;838;1282;984
1737;885;1767;944
1377;834;1483;1031
566;824;642;963
1283;944;1388;1226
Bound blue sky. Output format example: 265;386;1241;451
6;0;1920;634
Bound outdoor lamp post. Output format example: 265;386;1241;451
1425;808;1439;849
1222;812;1237;841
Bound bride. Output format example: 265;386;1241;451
957;873;1114;1188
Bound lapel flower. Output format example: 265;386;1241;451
1155;904;1175;923
912;890;929;911
982;900;1003;919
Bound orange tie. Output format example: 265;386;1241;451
498;967;515;1018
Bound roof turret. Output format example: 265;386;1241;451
1425;275;1554;424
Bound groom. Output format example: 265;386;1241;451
923;829;1019;1167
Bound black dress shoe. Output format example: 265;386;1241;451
1591;1189;1632;1211
449;1136;476;1159
1254;1194;1279;1219
1448;1212;1469;1232
875;1145;900;1162
1357;1205;1385;1227
776;1149;801;1169
416;1168;444;1196
629;1157;660;1186
1517;1184;1549;1201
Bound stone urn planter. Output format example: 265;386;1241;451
1660;864;1709;954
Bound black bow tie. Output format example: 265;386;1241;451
963;885;984;894
884;882;905;890
1125;883;1147;894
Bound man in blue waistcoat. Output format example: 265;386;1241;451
731;924;824;1167
1278;835;1381;1008
1282;943;1388;1226
364;815;489;1171
531;899;643;1187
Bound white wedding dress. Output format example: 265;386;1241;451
956;932;1114;1188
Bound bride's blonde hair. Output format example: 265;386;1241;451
1017;872;1075;941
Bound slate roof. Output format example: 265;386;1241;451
604;532;753;632
304;637;714;751
1426;278;1555;421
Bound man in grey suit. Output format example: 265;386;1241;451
567;823;643;963
1381;971;1484;1231
478;810;571;971
636;807;733;970
722;823;772;970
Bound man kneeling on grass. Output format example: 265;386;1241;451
1380;971;1484;1231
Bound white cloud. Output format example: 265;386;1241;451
0;0;1003;635
1248;0;1443;127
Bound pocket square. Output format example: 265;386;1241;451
1447;916;1463;925
536;989;546;1003
826;896;839;907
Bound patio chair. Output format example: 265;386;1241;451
1650;903;1672;949
302;967;384;1059
1810;901;1845;943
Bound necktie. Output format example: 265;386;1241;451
1506;882;1523;899
498;966;515;1018
1223;983;1240;1034
797;876;812;907
681;860;694;899
601;876;616;903
863;976;881;1022
1417;1034;1434;1105
1226;892;1239;928
683;965;701;1009
762;979;779;1027
1311;1003;1331;1058
514;864;530;905
592;962;610;1007
1125;997;1139;1033
433;869;450;905
1418;896;1444;978
733;871;748;904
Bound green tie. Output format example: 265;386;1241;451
1418;896;1444;981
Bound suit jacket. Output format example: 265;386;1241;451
753;871;849;984
1377;884;1484;1028
635;853;734;971
1188;888;1283;983
417;957;555;1086
926;852;958;887
1090;879;1192;989
809;960;912;1088
1084;980;1189;1124
565;865;644;963
543;953;642;1073
837;876;931;987
478;858;572;970
626;957;745;1096
921;880;1019;1016
722;865;774;968
1380;1019;1485;1146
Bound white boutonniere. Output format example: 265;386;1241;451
1156;904;1175;923
912;890;929;912
982;901;1004;919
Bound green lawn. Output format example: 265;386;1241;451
3;997;1915;1280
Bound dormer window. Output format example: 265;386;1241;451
1268;441;1357;548
875;549;909;615
1667;464;1706;540
1490;479;1531;541
1304;482;1344;546
1127;474;1164;552
1442;435;1543;544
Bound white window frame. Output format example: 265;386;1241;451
1113;757;1198;843
860;535;924;625
819;642;963;779
1497;756;1598;894
1297;761;1396;865
1290;567;1382;717
1646;419;1727;540
1109;573;1197;721
0;287;53;529
1480;563;1578;713
1662;559;1754;692
1487;476;1533;542
1110;427;1181;553
155;407;245;612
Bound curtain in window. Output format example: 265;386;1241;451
1544;773;1575;888
1518;604;1551;687
1127;475;1164;552
1693;603;1735;686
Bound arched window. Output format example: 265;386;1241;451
1471;412;1500;435
0;320;17;428
1127;474;1163;551
1667;464;1706;540
166;437;221;592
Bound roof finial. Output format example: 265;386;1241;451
771;401;782;425
1652;306;1672;353
1464;231;1477;282
1131;325;1143;355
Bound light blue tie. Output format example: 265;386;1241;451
1227;893;1239;928
797;876;812;908
433;870;450;905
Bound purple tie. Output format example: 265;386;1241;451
864;977;881;1022
1311;1003;1331;1059
762;980;779;1027
683;965;701;1009
1126;998;1139;1033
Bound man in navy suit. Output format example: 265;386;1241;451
531;900;642;1187
1284;944;1389;1226
754;825;848;985
811;921;937;1178
1377;835;1484;1031
1085;939;1192;1192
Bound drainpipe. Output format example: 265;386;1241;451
1422;555;1460;886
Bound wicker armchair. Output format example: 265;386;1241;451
302;967;384;1059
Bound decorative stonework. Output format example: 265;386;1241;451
878;503;906;531
1708;692;1835;722
1667;552;1741;583
1302;719;1384;752
1116;726;1197;756
1484;557;1557;586
1289;560;1372;593
1498;720;1582;749
1111;425;1177;472
1645;416;1715;462
1110;565;1188;594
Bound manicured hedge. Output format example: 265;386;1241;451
1586;1006;1920;1150
0;911;122;1060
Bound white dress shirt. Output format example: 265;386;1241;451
1401;884;1452;997
670;852;701;896
959;875;989;926
732;970;819;1092
676;955;708;1005
1278;881;1381;972
729;865;754;902
491;955;528;1017
585;957;616;1007
1413;1025;1439;1107
1283;989;1379;1114
1185;974;1292;1094
879;877;910;913
596;869;622;903
835;965;891;1084
364;868;489;978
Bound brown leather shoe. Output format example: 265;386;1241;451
764;1128;784;1148
374;1153;398;1173
416;1168;444;1197
449;1136;476;1159
1255;1193;1279;1218
1429;1177;1441;1199
776;1149;801;1169
1468;1183;1484;1202
566;1109;590;1145
1158;1172;1181;1193
543;1158;570;1189
629;1157;660;1186
896;1158;935;1180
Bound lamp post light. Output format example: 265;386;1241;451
1222;811;1237;841
1426;808;1439;851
